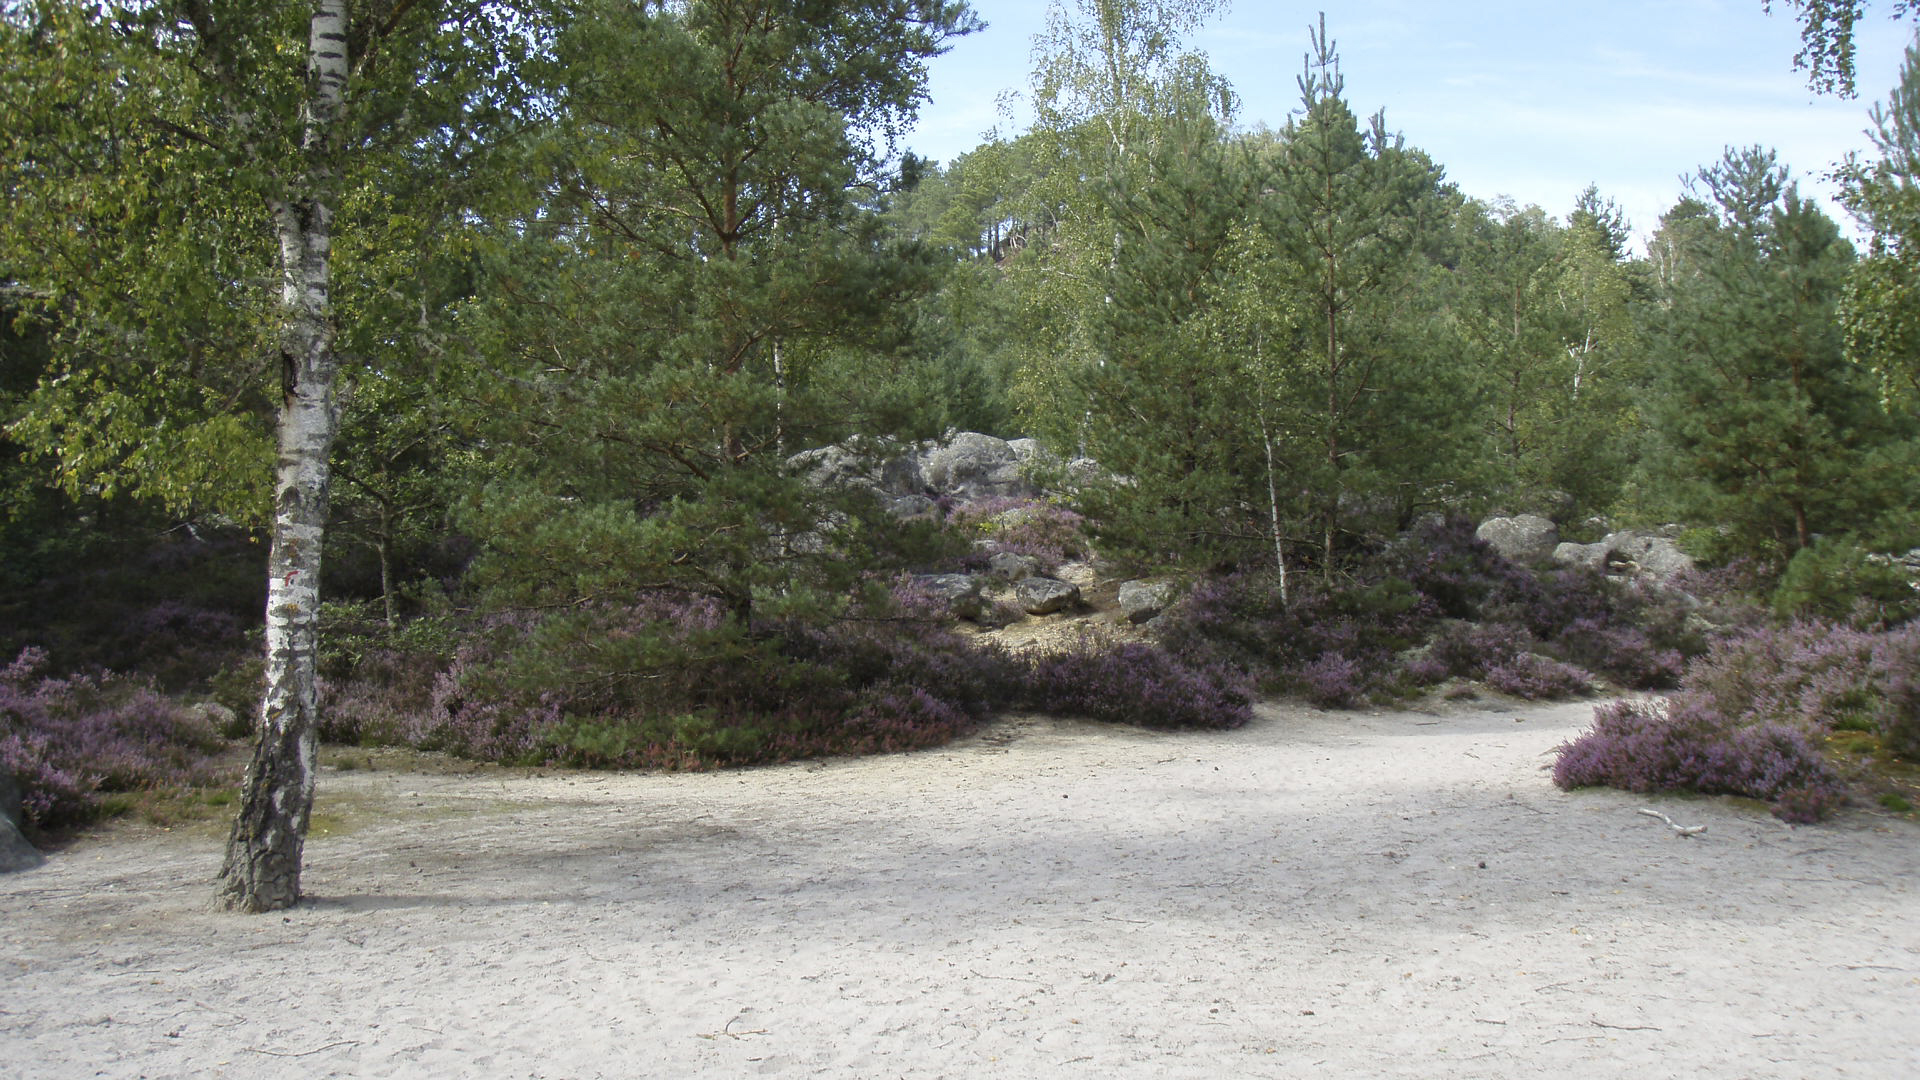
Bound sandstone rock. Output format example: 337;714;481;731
1015;576;1080;615
886;495;938;521
913;573;984;619
1600;530;1696;582
1117;579;1177;624
1475;514;1560;563
988;552;1042;581
1552;531;1695;583
918;432;1038;501
788;440;922;496
1552;541;1607;571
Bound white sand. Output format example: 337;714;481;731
4;698;1918;1079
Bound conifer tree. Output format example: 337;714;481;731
456;1;976;680
1645;147;1902;558
1229;19;1472;571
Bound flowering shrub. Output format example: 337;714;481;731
947;496;1087;569
315;586;1027;769
1484;653;1591;699
1297;652;1369;708
1553;619;1920;820
0;647;228;829
1680;622;1881;731
1425;620;1531;680
1553;697;1846;823
1155;517;1691;706
1024;631;1252;729
1553;617;1685;690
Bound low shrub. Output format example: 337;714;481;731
317;586;1026;769
1771;537;1919;627
1871;625;1920;760
1485;653;1592;699
1553;697;1847;823
1157;517;1686;706
1553;617;1685;690
0;647;229;829
1024;631;1252;729
1297;652;1369;709
947;496;1087;570
1681;622;1881;732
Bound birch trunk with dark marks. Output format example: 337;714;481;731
217;1;348;914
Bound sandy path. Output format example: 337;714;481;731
3;698;1917;1079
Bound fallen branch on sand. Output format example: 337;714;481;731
1638;808;1707;837
246;1040;360;1058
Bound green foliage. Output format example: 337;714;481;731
1643;147;1907;561
1842;33;1920;415
1764;0;1918;96
1771;536;1920;624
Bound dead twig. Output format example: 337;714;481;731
696;1017;768;1041
246;1040;360;1058
1638;808;1706;837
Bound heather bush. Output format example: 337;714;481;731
947;496;1087;569
1155;516;1678;706
1553;697;1846;823
1870;624;1920;761
1682;622;1882;731
1553;617;1685;690
0;647;229;829
1297;652;1369;708
319;583;1027;769
1484;653;1591;699
1024;630;1252;729
1424;620;1531;680
1388;516;1541;623
0;529;261;693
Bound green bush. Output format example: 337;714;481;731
1771;537;1918;626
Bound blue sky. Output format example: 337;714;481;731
905;1;1918;247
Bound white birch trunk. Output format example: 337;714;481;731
217;0;348;913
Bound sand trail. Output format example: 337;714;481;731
3;698;1917;1078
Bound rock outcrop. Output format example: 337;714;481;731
1475;514;1560;564
1015;576;1081;615
1117;579;1177;624
1551;529;1696;583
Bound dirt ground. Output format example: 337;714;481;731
4;696;1917;1078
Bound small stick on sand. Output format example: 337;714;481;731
1638;808;1707;837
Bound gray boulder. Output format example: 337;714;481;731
988;551;1042;581
1551;541;1607;571
1600;530;1696;582
1015;576;1081;615
885;495;938;521
0;766;42;874
789;440;923;496
1475;514;1560;563
1117;579;1177;624
1551;530;1696;583
912;573;984;619
919;432;1039;501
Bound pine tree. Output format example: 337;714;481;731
1645;147;1901;558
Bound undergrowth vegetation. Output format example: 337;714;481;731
6;486;1915;831
1553;620;1920;821
1155;517;1700;707
0;647;229;830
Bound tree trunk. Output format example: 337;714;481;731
217;0;347;914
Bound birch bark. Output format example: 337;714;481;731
217;0;348;913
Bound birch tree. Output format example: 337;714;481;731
0;0;535;911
